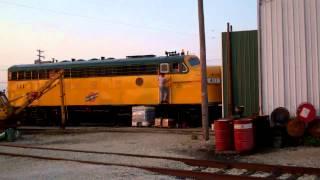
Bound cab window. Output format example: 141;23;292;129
159;63;170;74
181;63;188;73
171;63;188;74
160;62;188;74
172;63;180;73
188;58;200;66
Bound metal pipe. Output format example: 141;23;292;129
257;0;263;115
226;23;234;117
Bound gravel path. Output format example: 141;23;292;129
240;147;320;168
0;146;192;170
12;132;206;158
0;131;203;179
0;156;177;180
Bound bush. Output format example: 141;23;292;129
304;136;320;147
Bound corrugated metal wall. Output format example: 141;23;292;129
222;30;259;117
259;0;320;116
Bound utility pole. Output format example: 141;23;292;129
35;49;45;64
59;74;66;129
197;0;209;141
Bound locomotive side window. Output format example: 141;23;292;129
39;70;48;79
96;67;106;77
80;69;89;77
11;72;17;80
105;67;112;76
31;71;38;79
64;69;71;78
188;58;200;66
67;64;158;78
25;71;31;79
159;63;170;73
18;71;24;80
71;69;81;78
9;63;163;80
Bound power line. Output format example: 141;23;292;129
0;0;197;37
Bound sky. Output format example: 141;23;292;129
0;0;257;90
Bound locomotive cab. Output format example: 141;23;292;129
158;55;221;105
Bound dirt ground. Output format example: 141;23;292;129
0;128;319;179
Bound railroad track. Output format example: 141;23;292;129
0;144;319;179
17;127;207;135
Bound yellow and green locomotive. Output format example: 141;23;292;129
7;54;222;126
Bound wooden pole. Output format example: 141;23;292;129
59;74;66;129
197;0;209;141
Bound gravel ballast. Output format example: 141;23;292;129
0;128;319;179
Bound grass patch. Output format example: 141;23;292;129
303;136;320;147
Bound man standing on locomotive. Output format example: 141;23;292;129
159;73;170;104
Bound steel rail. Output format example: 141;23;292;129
0;151;261;180
18;128;206;135
0;143;319;176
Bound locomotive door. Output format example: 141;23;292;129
159;63;172;104
168;74;173;104
159;62;188;104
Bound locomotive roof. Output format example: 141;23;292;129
8;55;185;72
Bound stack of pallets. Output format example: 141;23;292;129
132;106;155;127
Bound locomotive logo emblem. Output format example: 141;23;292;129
85;92;99;102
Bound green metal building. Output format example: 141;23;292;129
222;30;259;117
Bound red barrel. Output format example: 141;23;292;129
308;117;320;138
297;103;316;123
287;118;305;137
214;119;233;152
234;119;254;153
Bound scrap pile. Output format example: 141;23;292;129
213;102;320;155
272;103;320;147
